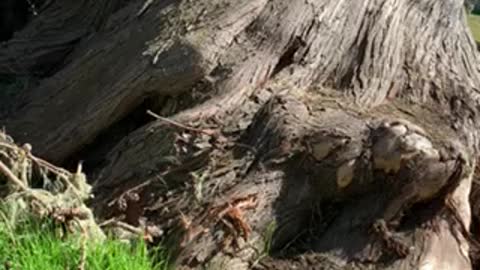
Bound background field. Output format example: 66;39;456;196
468;13;480;42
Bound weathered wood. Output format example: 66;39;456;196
92;0;480;268
0;0;128;76
1;0;268;163
2;0;480;269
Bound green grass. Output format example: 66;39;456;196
0;217;169;270
468;13;480;43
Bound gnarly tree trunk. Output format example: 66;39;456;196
2;0;480;269
0;0;128;76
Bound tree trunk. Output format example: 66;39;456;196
0;0;128;76
2;0;480;269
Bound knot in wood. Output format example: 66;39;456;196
307;136;350;161
372;119;438;174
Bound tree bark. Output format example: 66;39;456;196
2;0;480;269
0;0;128;76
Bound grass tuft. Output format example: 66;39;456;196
0;215;168;270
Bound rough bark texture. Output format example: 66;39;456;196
2;0;480;269
0;0;129;76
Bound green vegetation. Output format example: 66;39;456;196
0;215;169;270
468;13;480;43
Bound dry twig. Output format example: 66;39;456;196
0;160;28;191
100;220;161;243
147;110;218;137
137;0;154;17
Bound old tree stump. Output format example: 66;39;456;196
2;0;480;269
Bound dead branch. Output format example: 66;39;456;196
147;110;217;136
0;160;28;191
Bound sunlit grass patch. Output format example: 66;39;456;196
468;13;480;43
0;215;168;270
